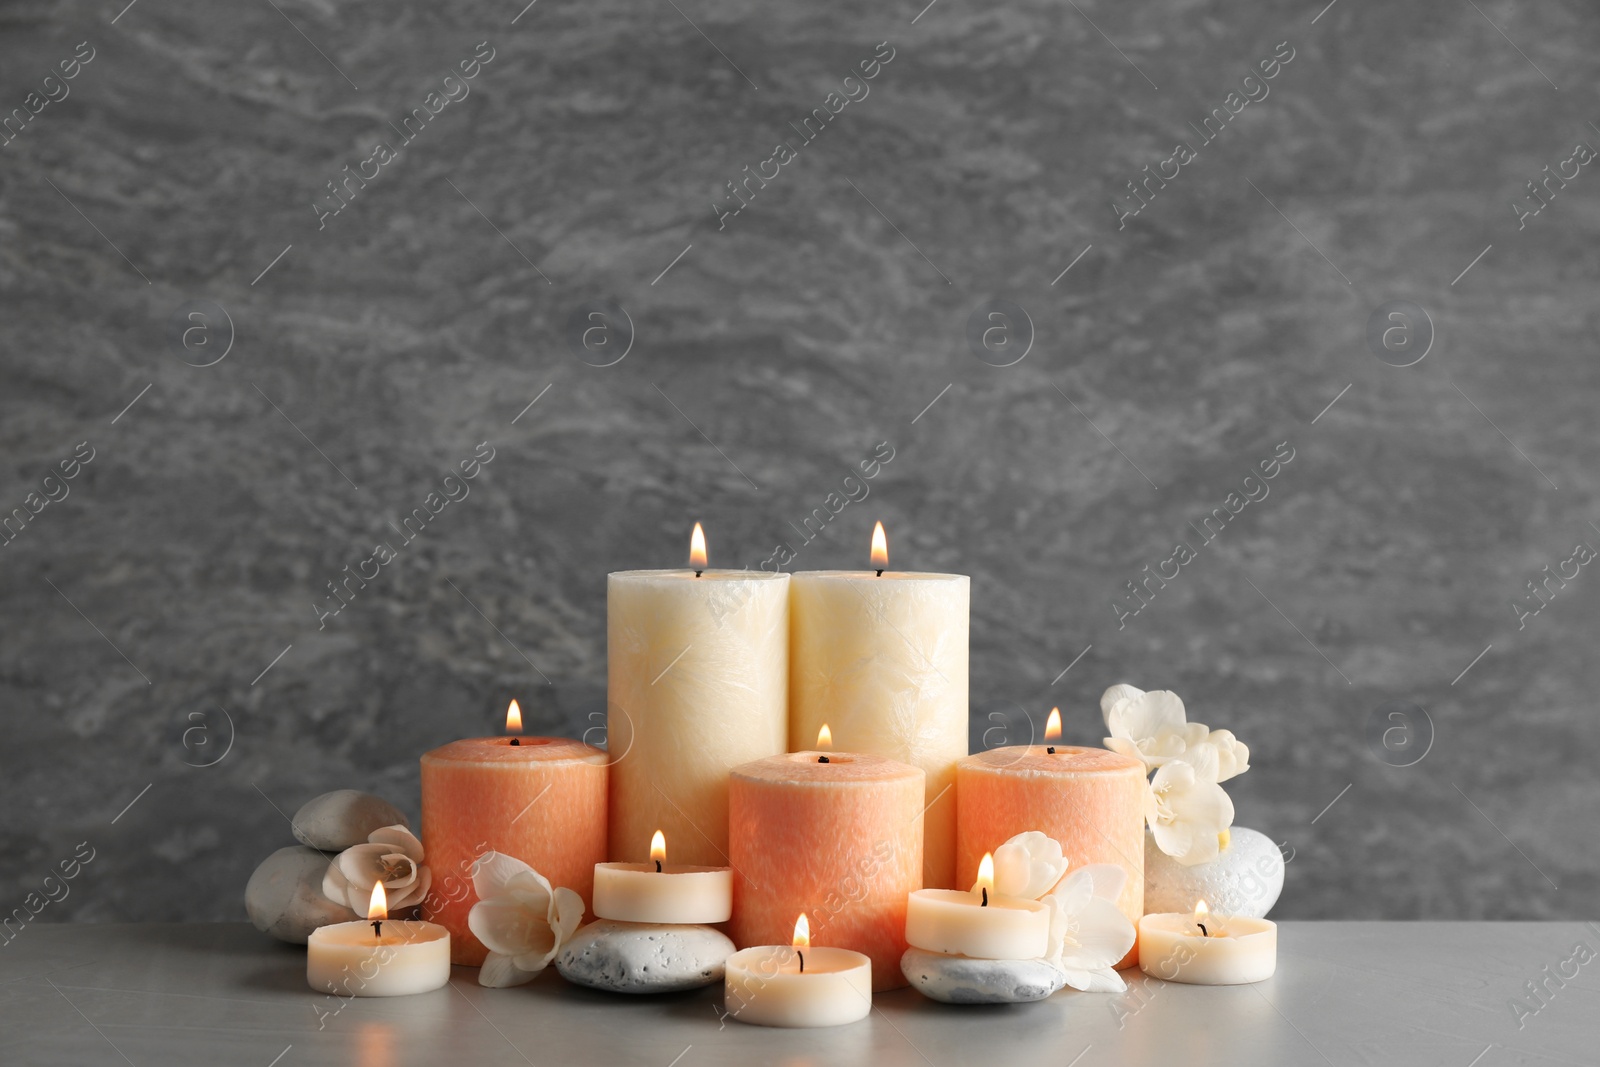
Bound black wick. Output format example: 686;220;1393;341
1197;923;1209;937
798;950;805;973
655;859;662;873
695;569;703;578
510;738;521;746
818;755;830;764
981;887;989;907
371;919;383;938
875;569;884;577
1047;746;1056;754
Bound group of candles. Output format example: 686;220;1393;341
304;524;1277;1023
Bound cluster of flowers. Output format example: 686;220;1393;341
1100;685;1251;867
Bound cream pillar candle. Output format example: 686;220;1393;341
789;523;968;889
956;741;1146;964
1138;903;1277;985
593;831;732;923
723;916;872;1028
904;855;1050;960
729;748;923;991
307;885;450;997
609;525;789;867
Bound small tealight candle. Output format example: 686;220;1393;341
592;831;732;924
904;852;1050;960
307;883;451;997
723;914;873;1028
1138;900;1277;985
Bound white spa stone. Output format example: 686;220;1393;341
900;948;1066;1004
245;846;355;944
292;790;409;852
555;920;735;993
1144;826;1284;918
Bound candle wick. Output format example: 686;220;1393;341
695;569;703;578
655;859;662;873
510;738;521;746
818;755;830;764
798;949;805;973
875;569;883;577
371;919;383;939
981;887;988;907
1197;922;1208;938
1046;746;1056;754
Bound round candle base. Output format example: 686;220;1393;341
306;920;451;997
592;862;732;924
1137;913;1277;985
904;889;1051;960
723;946;872;1028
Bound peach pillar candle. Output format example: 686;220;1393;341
788;523;968;889
729;750;923;991
421;712;608;966
956;744;1146;965
609;525;789;867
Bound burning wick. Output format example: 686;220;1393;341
977;852;995;907
506;700;522;745
818;756;830;764
368;882;387;940
798;950;805;973
510;738;521;746
1045;706;1061;756
690;522;708;579
870;521;888;578
981;887;988;907
651;830;666;875
793;914;810;973
655;859;662;873
1195;900;1211;938
816;724;832;764
371;919;383;938
1197;921;1208;937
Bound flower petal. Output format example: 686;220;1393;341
470;851;536;902
1100;684;1145;726
321;861;354;908
387;867;432;911
367;824;424;860
1073;863;1127;903
333;843;390;887
1072;967;1128;993
993;831;1068;900
549;888;585;948
512;920;559;972
1071;898;1136;968
468;897;550;957
478;951;534;988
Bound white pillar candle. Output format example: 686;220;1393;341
608;525;790;867
723;918;872;1028
593;831;732;923
1138;903;1277;985
789;524;968;889
904;891;1050;960
306;913;450;997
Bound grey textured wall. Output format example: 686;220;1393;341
2;0;1595;926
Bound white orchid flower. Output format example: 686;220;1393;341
1146;747;1235;866
991;831;1069;900
466;852;585;987
323;825;432;912
1043;864;1136;993
1103;690;1208;770
1197;728;1250;782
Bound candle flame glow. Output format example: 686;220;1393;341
689;523;708;571
367;881;387;922
1045;706;1062;742
505;699;522;734
1194;899;1209;922
975;852;995;896
650;830;667;864
817;723;832;751
870;521;888;570
793;913;810;949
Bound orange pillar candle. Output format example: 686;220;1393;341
420;703;608;966
729;748;923;992
955;742;1146;966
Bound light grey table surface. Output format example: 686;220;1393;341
1;923;1593;1066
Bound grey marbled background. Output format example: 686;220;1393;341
1;0;1596;925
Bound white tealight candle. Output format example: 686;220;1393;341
307;883;451;997
593;831;732;924
723;915;872;1028
1138;901;1277;985
903;853;1050;960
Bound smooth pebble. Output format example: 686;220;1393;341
1145;826;1284;918
245;846;355;944
291;790;409;851
901;948;1066;1004
556;920;734;993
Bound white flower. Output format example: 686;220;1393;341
323;825;432;912
1145;748;1235;866
1042;864;1136;992
466;852;585;988
1103;690;1208;770
1197;728;1250;782
1099;684;1145;727
991;831;1069;900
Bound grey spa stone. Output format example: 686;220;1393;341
901;948;1067;1004
290;790;409;852
555;920;735;993
1145;826;1285;919
245;846;355;944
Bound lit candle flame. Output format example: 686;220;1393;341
792;913;810;950
1194;899;1209;923
817;723;832;751
650;830;667;865
505;699;522;734
1045;707;1062;742
870;521;888;571
975;852;995;898
689;522;708;572
367;881;387;922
